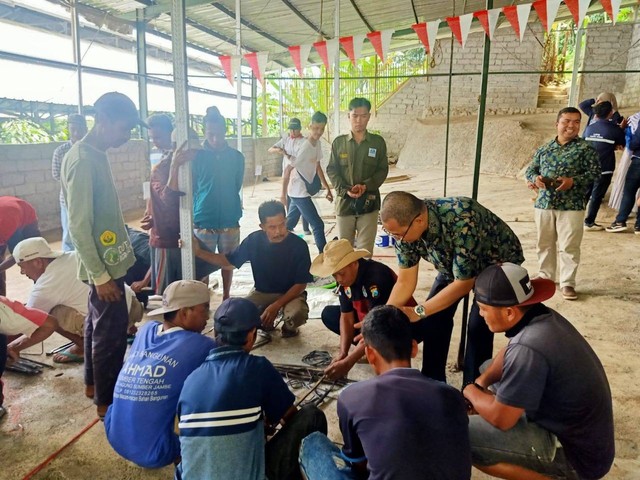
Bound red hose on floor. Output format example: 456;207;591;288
22;417;100;480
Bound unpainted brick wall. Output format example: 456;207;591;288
622;23;640;108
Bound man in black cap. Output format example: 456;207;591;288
61;91;146;417
463;263;614;480
176;298;327;480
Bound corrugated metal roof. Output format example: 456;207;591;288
73;0;638;70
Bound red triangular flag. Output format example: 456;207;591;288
601;0;622;24
219;55;234;86
503;6;521;38
366;30;394;62
313;40;329;70
446;16;463;46
243;52;268;85
340;35;365;67
412;21;439;54
446;14;473;47
533;0;561;33
564;0;590;25
288;45;311;77
474;10;491;38
503;4;531;41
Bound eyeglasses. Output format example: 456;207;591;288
382;213;420;241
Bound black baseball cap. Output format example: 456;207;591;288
214;298;261;333
288;118;302;130
474;263;555;307
94;92;147;128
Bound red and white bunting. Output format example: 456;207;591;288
366;29;394;62
503;3;532;41
446;13;473;47
339;34;366;67
313;38;340;70
564;0;591;26
288;44;312;76
600;0;622;24
532;0;561;33
218;55;240;86
243;51;269;85
474;8;501;40
411;20;440;54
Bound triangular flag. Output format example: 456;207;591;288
446;13;473;48
503;4;532;41
244;51;269;85
366;29;394;62
339;34;366;67
532;0;561;33
564;0;591;26
219;55;240;86
474;8;500;40
411;20;440;54
313;40;329;69
288;44;312;76
326;38;340;67
600;0;622;24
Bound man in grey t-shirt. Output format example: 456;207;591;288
463;263;614;480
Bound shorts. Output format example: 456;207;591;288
194;227;240;255
469;414;579;479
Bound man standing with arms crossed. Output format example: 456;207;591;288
61;92;143;417
327;98;388;255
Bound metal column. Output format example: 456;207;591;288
471;0;492;200
70;0;83;113
235;0;243;153
171;0;195;280
443;33;455;197
568;22;585;107
333;0;341;138
136;11;149;140
251;74;258;138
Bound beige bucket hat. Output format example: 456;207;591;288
310;239;370;277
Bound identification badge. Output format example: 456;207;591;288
370;285;379;298
362;286;368;298
340;153;349;159
345;287;352;299
368;148;377;157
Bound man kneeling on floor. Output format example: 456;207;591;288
310;239;416;380
463;263;614;480
300;305;472;480
176;298;327;480
193;200;313;338
105;280;215;468
13;237;143;364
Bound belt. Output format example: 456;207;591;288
195;227;239;234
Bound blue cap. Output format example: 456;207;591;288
214;298;261;333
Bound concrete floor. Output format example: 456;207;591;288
1;165;639;479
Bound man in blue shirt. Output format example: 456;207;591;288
176;298;327;480
300;305;472;480
104;280;215;468
582;101;625;230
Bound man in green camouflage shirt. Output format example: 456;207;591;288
525;107;600;301
327;97;388;255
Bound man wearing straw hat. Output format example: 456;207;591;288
310;239;416;380
104;280;215;468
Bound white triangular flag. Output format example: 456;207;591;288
516;4;532;41
326;38;340;65
459;13;473;48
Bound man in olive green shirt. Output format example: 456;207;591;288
61;92;144;418
327;98;388;255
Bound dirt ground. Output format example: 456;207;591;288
1;160;639;478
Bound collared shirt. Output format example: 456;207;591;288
395;197;524;282
525;137;600;211
327;130;388;216
52;141;73;206
583;119;626;174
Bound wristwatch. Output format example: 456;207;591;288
413;304;426;317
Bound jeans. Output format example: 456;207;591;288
287;197;327;252
299;432;359;480
469;415;578;479
60;203;75;252
85;278;129;406
287;196;311;232
413;274;493;383
615;157;640;227
584;173;613;225
266;405;328;480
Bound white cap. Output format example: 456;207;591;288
147;280;210;317
13;237;62;264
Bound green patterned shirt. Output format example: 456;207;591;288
525;137;600;211
395;197;524;282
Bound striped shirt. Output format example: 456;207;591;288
52;141;73;206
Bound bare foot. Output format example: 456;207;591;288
52;344;84;364
85;385;94;399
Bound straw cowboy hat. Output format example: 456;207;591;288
310;239;370;277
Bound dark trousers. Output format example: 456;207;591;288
287;196;311;233
85;277;129;406
287;197;327;252
265;405;328;480
584;173;613;225
0;334;6;406
615;157;640;227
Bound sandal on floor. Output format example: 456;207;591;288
52;347;84;364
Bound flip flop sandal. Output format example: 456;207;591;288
52;348;84;364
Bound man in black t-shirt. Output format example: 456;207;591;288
300;305;471;480
310;239;416;379
194;200;312;338
464;263;614;480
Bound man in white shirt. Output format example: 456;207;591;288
282;112;333;253
12;237;143;363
